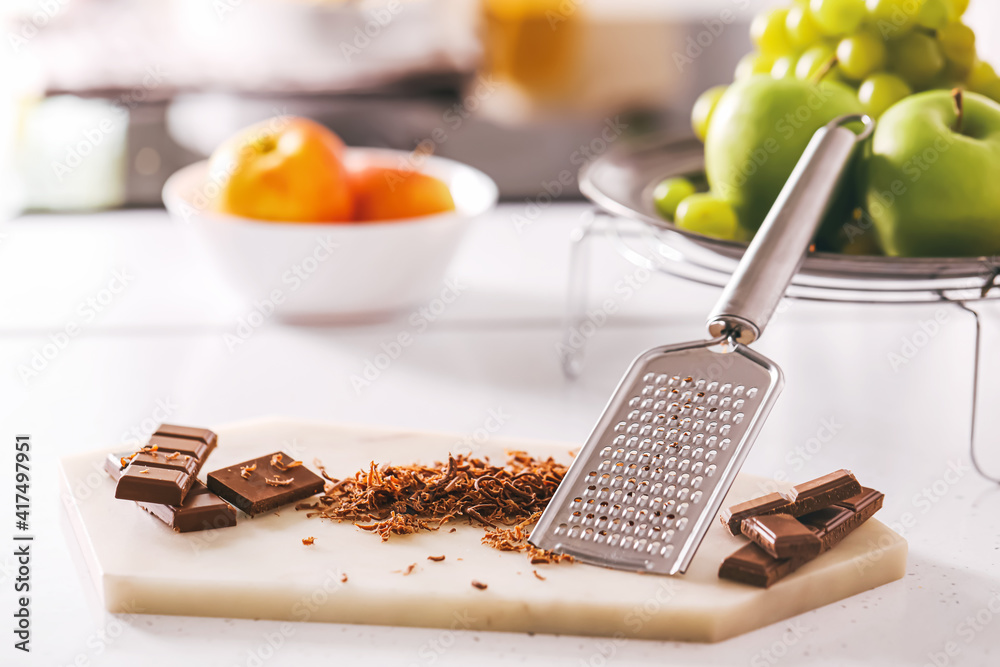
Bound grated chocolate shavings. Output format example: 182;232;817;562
533;570;546;581
271;453;303;472
401;563;416;576
265;476;294;487
471;580;488;590
481;513;574;565
427;555;446;562
302;536;315;546
166;452;180;460
340;573;348;583
240;463;257;480
299;451;571;564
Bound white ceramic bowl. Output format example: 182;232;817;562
162;149;498;322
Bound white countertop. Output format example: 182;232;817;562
2;203;999;666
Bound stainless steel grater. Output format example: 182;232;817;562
530;114;875;575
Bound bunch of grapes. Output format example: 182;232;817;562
691;0;996;141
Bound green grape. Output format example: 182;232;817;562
836;30;887;80
771;55;799;78
968;59;1000;94
653;178;697;220
916;0;949;29
796;43;837;80
785;5;822;48
945;0;969;20
810;0;867;36
751;8;793;56
734;52;775;79
866;0;917;38
937;22;976;70
889;31;945;87
691;85;727;142
858;72;912;117
674;194;740;240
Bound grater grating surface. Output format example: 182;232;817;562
530;338;782;574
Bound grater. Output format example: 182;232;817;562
530;115;875;575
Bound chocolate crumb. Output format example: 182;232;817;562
340;573;348;583
533;570;546;581
398;563;417;576
302;536;315;546
449;528;457;533
427;555;446;562
471;580;488;590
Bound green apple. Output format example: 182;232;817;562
704;75;864;235
863;89;1000;257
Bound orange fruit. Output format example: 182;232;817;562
349;165;455;222
208;116;354;222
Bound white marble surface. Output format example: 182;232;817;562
2;203;999;666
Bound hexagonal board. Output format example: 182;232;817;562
59;418;907;642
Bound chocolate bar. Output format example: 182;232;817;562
105;451;237;533
114;429;218;505
720;469;862;535
741;513;822;559
719;487;884;588
207;452;324;516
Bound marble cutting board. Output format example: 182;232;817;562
59;417;907;642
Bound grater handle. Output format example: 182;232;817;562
707;114;874;344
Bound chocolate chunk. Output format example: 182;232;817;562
719;470;862;535
787;469;864;511
720;487;884;588
801;487;884;550
719;492;790;536
114;430;217;505
141;483;237;533
741;514;822;559
830;487;883;514
154;424;218;449
718;543;797;588
105;451;236;533
207;451;324;516
116;465;193;506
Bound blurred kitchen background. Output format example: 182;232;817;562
1;0;998;216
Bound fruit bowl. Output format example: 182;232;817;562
579;132;1000;302
163;148;498;322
